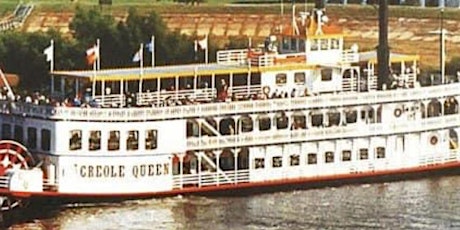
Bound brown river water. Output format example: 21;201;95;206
7;175;460;230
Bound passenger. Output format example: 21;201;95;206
291;88;296;98
73;96;81;107
217;79;228;102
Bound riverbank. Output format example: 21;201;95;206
4;1;460;69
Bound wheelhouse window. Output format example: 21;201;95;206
14;125;23;143
69;130;82;151
307;153;317;165
290;38;297;51
321;68;333;81
27;127;37;149
342;150;352;161
254;158;265;169
294;72;306;85
145;130;158;150
359;148;369;160
331;38;340;49
376;147;385;159
299;39;305;52
41;129;51;151
320;39;329;50
276;73;287;85
282;37;289;50
311;39;319;51
108;130;120;151
89;130;101;151
127;130;139;151
1;124;11;139
290;154;300;166
272;156;282;168
325;151;334;163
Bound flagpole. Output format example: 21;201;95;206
151;35;155;67
50;39;55;95
139;43;144;94
205;33;209;64
194;40;198;62
50;39;54;72
96;38;101;71
92;39;97;98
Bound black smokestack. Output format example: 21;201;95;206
377;0;390;90
315;0;325;9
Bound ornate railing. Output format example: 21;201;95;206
172;169;250;189
1;83;460;121
186;114;460;150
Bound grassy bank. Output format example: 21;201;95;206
2;0;460;20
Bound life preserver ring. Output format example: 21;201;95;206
430;135;438;145
262;86;270;95
394;108;402;117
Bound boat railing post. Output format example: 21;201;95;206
216;152;220;186
198;152;202;187
234;151;238;184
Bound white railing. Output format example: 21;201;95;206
230;85;262;99
0;175;58;192
186;114;460;150
217;49;249;65
172;169;250;189
251;54;275;67
2;83;460;121
341;50;359;63
93;94;126;107
419;150;460;166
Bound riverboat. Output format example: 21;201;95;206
0;4;459;211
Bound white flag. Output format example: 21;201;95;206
145;41;153;53
132;49;141;62
197;36;207;50
43;44;53;62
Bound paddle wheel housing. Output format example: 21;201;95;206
0;140;41;211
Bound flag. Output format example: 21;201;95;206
145;41;153;53
197;36;207;50
132;49;141;62
43;44;53;62
86;45;99;65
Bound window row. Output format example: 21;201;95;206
70;129;158;151
274;68;333;86
1;124;51;151
310;38;340;51
275;72;306;85
254;147;386;169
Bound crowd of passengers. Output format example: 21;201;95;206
0;78;313;109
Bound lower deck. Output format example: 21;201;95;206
0;129;459;198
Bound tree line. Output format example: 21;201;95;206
0;7;247;91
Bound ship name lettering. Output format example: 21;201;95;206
131;164;162;178
79;165;125;178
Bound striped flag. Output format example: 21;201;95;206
86;45;99;65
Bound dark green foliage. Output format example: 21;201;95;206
0;8;202;91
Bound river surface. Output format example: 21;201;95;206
8;175;460;230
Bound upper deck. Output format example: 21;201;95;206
0;8;422;122
0;83;457;122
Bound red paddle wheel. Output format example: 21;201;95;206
0;140;36;211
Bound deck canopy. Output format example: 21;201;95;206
52;63;252;82
358;51;419;64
